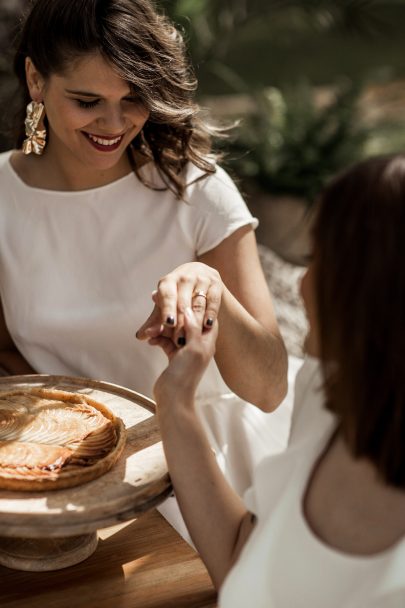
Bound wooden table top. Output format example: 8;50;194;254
0;508;218;608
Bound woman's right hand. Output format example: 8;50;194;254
136;262;223;347
152;306;218;407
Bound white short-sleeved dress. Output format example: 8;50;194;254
0;150;296;503
219;357;405;608
0;150;255;397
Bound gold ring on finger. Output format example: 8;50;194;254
192;290;207;300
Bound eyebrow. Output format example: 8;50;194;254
65;89;100;97
65;88;133;97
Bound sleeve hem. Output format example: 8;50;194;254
197;217;259;257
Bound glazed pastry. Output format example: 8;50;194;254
0;388;125;491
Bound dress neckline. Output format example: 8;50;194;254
5;150;139;195
297;428;405;563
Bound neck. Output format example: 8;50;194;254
38;144;133;191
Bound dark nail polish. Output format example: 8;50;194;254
166;316;175;326
177;337;186;346
206;318;214;327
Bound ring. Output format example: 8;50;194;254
192;290;207;300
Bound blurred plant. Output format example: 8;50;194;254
162;0;384;92
224;81;370;205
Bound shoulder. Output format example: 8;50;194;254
184;162;247;213
186;162;241;196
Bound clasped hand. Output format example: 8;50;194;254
136;262;222;348
136;262;221;402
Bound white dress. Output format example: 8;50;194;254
0;150;296;513
0;150;255;398
219;357;405;608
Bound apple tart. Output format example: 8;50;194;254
0;388;125;491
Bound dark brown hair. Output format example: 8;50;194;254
12;0;219;198
313;154;405;487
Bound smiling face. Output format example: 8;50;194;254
25;52;150;185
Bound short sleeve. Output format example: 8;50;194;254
182;164;258;256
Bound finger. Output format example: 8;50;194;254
136;304;163;340
153;283;186;347
174;276;211;345
171;275;195;346
203;280;222;330
148;335;178;358
191;289;209;328
156;276;178;327
173;317;186;348
183;307;218;354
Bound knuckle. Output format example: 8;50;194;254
178;276;194;289
208;292;221;306
192;301;206;314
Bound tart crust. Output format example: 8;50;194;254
0;388;126;491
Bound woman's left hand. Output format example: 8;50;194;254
136;262;222;347
152;306;218;404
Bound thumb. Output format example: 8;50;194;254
136;304;162;340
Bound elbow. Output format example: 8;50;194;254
255;377;288;413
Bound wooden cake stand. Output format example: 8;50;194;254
0;375;172;572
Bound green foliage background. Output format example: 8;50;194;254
161;0;405;202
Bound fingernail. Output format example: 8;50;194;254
206;318;214;327
165;316;175;326
177;337;186;346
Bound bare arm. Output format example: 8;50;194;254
0;300;36;375
138;226;287;411
199;225;287;410
153;309;256;588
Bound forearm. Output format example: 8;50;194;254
215;287;288;411
158;399;247;589
0;349;36;375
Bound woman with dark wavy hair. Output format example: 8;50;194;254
153;154;405;605
12;0;217;198
0;0;288;538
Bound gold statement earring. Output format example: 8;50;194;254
22;101;47;155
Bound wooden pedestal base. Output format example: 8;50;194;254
0;375;172;573
0;533;98;571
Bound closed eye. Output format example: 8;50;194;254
76;99;100;109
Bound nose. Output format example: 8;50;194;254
96;104;127;133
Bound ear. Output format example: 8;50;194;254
25;57;46;101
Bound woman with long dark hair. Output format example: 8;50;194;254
153;154;405;606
